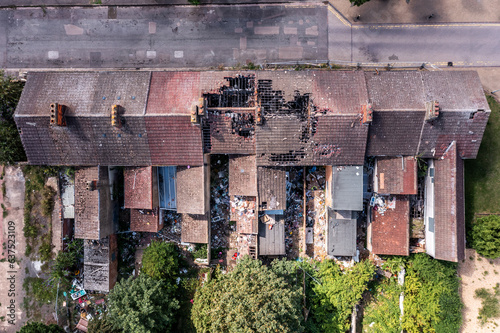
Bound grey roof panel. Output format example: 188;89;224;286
332;166;363;211
328;209;356;256
258;216;285;256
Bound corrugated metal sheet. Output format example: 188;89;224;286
327;209;356;256
158;166;176;210
332;166;363;211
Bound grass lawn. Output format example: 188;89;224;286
465;96;500;242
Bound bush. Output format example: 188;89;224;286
18;322;64;333
363;277;403;333
41;185;56;217
192;243;207;260
472;215;500;259
23;277;57;305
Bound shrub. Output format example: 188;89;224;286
41;185;56;217
472;215;500;259
474;285;500;325
141;240;179;285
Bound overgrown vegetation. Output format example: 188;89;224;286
465;95;500;243
474;284;500;325
141;240;180;285
0;70;26;164
23;277;57;306
19;322;64;333
472;215;500;259
192;243;208;260
49;239;83;289
402;254;462;333
363;277;403;333
311;259;376;333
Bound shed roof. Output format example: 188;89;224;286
74;166;112;240
181;213;209;243
371;195;410;256
433;142;465;262
258;215;285;256
258;167;286;211
331;166;363;211
376;157;417;195
124;167;153;209
83;235;118;293
230;196;258;234
327;209;357;257
130;209;161;233
176;166;207;215
229;155;257;196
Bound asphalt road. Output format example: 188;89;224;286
0;3;499;70
0;4;328;69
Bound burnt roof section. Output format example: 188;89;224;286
258;167;286;211
230;195;258;234
258;215;285;256
181;213;209;243
16;72;150;117
376;157;417;195
145;116;204;166
433;142;465;262
124;167;153;209
83;235;118;293
256;114;368;166
176;166;207;215
130;209;161;233
328;209;357;256
371;195;410;256
75;166;112;240
332;166;364;211
229;155;257;196
146;72;200;115
204;74;256;154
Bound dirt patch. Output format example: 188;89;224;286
459;248;500;332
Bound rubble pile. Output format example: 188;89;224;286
158;210;182;243
210;156;230;250
305;167;327;260
284;168;304;258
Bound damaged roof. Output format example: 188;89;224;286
229;155;257;196
83;235;118;293
365;71;490;159
328;209;357;257
376;157;417;195
74;166;112;240
371;195;410;256
258;167;286;211
181;213;209;244
433;142;465;262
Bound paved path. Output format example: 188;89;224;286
0;2;499;70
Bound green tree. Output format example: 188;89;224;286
141;240;180;285
473;215;500;259
191;256;304;333
107;274;179;333
312;259;376;333
0;71;26;164
18;322;64;333
88;312;122;333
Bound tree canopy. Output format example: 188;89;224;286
0;71;26;164
472;215;500;259
107;274;179;333
191;256;304;333
141;240;180;285
18;322;64;333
